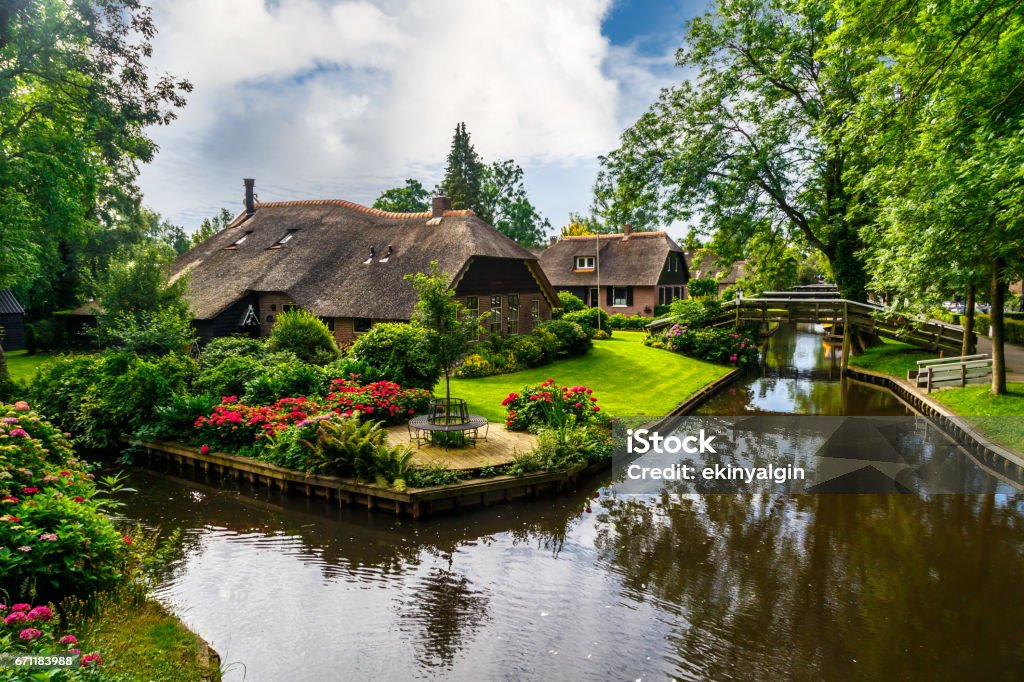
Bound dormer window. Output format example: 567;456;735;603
575;256;595;270
270;230;296;248
224;231;252;250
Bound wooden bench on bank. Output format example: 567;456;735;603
909;354;992;392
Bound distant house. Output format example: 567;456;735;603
684;250;749;297
538;227;688;317
0;289;25;351
171;181;559;345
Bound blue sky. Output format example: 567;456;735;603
138;0;712;238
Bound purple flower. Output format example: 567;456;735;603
1;417;18;424
17;546;31;552
39;533;58;542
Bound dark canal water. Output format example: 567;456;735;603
120;326;1024;681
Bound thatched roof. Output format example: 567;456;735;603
173;199;557;321
537;231;684;287
684;250;748;285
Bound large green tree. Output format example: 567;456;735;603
373;179;431;213
839;0;1024;393
190;208;234;247
0;0;190;379
479;160;550;247
594;0;875;302
441;122;486;217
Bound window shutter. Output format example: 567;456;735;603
626;287;634;306
606;287;612;306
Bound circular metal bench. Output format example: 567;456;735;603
408;414;489;448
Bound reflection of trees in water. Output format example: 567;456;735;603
396;558;491;673
595;494;1024;680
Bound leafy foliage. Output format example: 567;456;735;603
267;308;340;365
441;122;486;216
0;402;128;603
372;179;431;213
555;291;587;316
502;379;602;432
562;308;612;337
686;278;718;299
349;322;440;390
534;320;592;358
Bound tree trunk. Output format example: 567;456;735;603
445;368;451;406
961;281;976;357
990;257;1006;395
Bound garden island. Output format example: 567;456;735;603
1;0;1023;680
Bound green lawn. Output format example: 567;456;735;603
931;383;1024;451
848;337;934;378
441;331;732;422
6;349;52;383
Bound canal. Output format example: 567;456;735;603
121;326;1024;680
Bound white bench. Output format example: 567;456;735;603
909;354;992;392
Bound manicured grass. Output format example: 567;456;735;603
78;595;220;681
931;383;1024;451
848;337;934;378
6;349;52;383
442;331;732;422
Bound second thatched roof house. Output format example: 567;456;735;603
174;180;559;345
538;226;689;317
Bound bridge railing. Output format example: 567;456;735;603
646;297;972;354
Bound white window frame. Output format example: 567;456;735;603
612;287;628;307
575;256;595;270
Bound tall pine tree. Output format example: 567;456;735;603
441;123;486;220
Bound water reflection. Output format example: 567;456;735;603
697;325;911;416
117;325;1024;680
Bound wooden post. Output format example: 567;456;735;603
961;363;966;388
841;302;851;374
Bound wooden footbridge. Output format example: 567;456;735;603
649;285;976;371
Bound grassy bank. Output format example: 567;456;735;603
6;349;52;383
848;338;933;378
931;383;1024;452
444;331;733;421
73;593;220;681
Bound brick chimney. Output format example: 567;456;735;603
623;223;633;238
432;195;452;218
244;178;256;216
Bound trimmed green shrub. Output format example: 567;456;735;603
243;361;327;405
349;322;440;390
507;334;547;367
668;298;723;328
593;329;610;340
456;353;495;378
194;354;266;399
975;314;1024;344
322;356;385;384
608;313;650;330
553;291;587;319
653;304;672;317
535;320;592;357
268;308;340;365
199;335;267;371
563;308;612;337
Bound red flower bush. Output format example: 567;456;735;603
193;396;321;451
502;379;601;431
323;379;431;424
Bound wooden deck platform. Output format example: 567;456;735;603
387;422;537;470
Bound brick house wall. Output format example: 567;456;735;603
457;292;551;336
258;292;296;336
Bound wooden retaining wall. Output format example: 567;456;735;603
136;440;609;518
846;368;1024;484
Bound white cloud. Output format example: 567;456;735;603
139;0;679;231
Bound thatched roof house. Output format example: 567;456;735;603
684;250;749;295
173;181;558;344
538;227;688;317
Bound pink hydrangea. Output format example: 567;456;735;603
9;428;28;438
59;635;78;645
13;401;30;411
19;628;42;640
28;605;53;621
11;604;30;612
39;533;58;542
5;612;29;624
